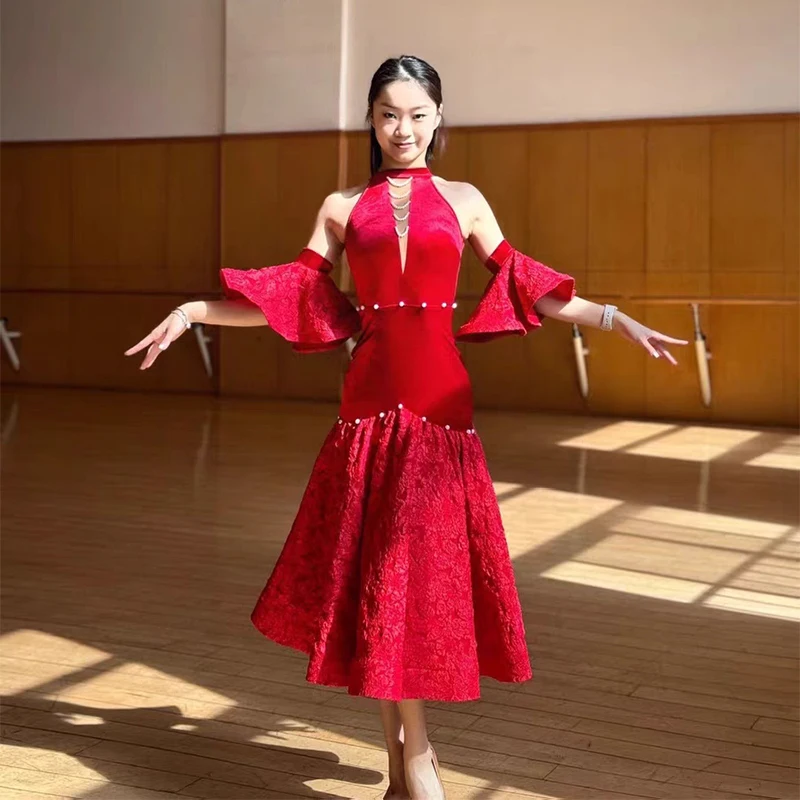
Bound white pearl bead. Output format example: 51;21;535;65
397;402;403;409
373;303;379;310
422;416;427;422
379;411;385;418
421;302;427;308
355;418;361;424
452;302;458;308
445;424;450;430
441;301;447;308
337;418;343;424
399;301;405;307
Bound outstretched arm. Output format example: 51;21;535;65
465;185;688;364
125;193;357;370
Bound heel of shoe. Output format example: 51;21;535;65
429;746;444;794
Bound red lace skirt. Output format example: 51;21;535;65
250;406;533;702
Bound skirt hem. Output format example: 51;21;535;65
251;615;533;703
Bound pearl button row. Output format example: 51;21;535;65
357;301;458;311
336;403;475;434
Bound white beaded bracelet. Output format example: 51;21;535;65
600;304;617;331
170;308;191;329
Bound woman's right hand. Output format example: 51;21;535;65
124;307;192;370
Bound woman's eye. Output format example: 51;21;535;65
383;112;395;119
414;114;426;120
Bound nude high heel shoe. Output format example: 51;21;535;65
405;743;445;799
430;746;445;797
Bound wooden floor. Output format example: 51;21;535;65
2;386;798;800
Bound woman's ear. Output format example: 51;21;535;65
435;105;443;129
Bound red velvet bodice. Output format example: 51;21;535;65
219;165;576;433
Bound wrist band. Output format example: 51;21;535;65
600;304;617;331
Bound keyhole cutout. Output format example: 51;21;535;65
388;176;412;275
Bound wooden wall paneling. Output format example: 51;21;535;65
784;120;799;425
582;302;648;418
68;293;213;392
0;292;71;385
711;106;786;425
339;131;370;298
708;303;787;426
117;142;168;290
646;123;710;293
526;128;589;414
221;136;280;269
644;304;711;422
166;139;220;292
587;125;646;276
219;136;281;398
22;144;72;287
784;304;799;425
586;126;647;416
528;128;588;274
70;144;119;288
273;133;340;260
1;146;24;286
218;327;280;398
434;127;469;183
711;121;784;273
343;131;370;188
644;124;711;420
466;129;529;289
462;129;532;410
783;305;800;428
275;133;350;403
785;119;799;294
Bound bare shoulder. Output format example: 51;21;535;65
431;177;489;237
432;177;487;212
320;183;369;241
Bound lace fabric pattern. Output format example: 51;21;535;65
222;168;577;700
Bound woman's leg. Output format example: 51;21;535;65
397;699;445;799
379;700;408;798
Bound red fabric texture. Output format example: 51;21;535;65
455;239;576;343
225;166;576;700
251;408;531;701
219;248;361;353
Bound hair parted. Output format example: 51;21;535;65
365;55;445;175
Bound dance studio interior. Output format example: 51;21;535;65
1;1;798;798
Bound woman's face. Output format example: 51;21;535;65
371;79;442;169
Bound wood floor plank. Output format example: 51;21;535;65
2;387;798;799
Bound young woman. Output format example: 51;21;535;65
126;55;687;800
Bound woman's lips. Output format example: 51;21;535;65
394;142;415;149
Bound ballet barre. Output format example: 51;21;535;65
570;296;798;407
0;317;22;371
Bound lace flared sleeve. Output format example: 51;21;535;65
455;239;576;343
219;248;362;354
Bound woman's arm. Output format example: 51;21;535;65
125;194;348;369
180;192;346;327
465;184;688;364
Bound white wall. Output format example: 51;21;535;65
0;0;224;140
345;0;800;128
224;0;343;133
2;0;797;141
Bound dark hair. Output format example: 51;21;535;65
365;55;445;175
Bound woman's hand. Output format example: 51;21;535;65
613;312;689;365
124;306;193;370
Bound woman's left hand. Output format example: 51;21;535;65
613;313;689;365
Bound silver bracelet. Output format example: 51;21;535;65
170;308;191;329
600;304;617;331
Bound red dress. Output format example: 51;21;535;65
220;166;576;702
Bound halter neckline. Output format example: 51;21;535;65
371;166;432;183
